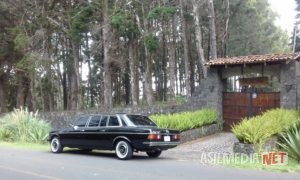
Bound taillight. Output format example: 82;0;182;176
147;133;162;140
173;134;180;140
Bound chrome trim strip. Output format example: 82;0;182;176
143;141;180;146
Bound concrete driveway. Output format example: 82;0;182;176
0;141;299;180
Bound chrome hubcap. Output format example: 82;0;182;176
116;142;128;158
51;138;59;152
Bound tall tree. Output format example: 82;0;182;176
208;0;218;59
192;0;207;78
294;0;300;52
103;0;113;108
180;0;191;97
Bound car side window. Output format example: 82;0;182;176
74;117;89;127
100;116;108;127
108;116;120;126
119;116;128;126
88;116;101;127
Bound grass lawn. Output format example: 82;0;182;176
0;141;49;151
221;157;300;173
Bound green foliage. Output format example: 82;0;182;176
150;109;218;131
278;122;300;161
70;5;95;41
144;35;159;52
0;108;51;144
13;33;29;51
226;0;290;56
232;109;298;144
110;10;137;38
148;6;176;19
16;55;35;71
175;95;187;104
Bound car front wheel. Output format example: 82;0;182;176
146;149;162;158
115;140;133;160
50;137;63;153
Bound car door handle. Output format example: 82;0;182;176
81;130;85;132
99;129;105;132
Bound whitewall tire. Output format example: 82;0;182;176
50;137;63;153
115;140;133;160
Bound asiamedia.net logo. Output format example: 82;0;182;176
261;152;288;165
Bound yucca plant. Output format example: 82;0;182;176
150;109;218;131
232;109;298;144
278;122;300;162
0;108;51;144
0;127;14;142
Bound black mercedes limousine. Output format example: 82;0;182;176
48;113;180;160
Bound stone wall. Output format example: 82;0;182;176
187;69;224;124
280;61;299;109
180;123;220;143
41;102;220;129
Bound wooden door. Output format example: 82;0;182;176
223;92;280;131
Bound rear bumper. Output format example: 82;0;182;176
140;141;180;150
143;141;180;147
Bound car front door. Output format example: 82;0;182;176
60;116;90;147
83;115;102;147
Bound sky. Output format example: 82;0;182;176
268;0;296;34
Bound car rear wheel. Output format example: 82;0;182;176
146;149;162;158
50;137;63;153
115;140;133;160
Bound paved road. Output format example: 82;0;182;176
0;147;299;180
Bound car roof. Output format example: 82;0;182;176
76;113;144;117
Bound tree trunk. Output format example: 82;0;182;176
192;0;207;78
0;74;7;113
71;41;82;110
144;53;154;105
142;3;154;105
129;38;139;106
168;16;177;103
103;0;113;109
208;0;218;59
124;61;130;105
16;71;25;109
180;0;191;98
221;0;230;57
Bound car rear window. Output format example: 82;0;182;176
126;115;157;126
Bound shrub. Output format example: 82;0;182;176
278;122;300;162
232;109;298;144
150;109;218;132
0;108;51;144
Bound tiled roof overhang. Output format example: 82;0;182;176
205;53;300;67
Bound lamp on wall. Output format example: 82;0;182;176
285;84;293;92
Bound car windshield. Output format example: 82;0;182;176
126;115;157;126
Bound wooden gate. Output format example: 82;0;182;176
223;92;280;131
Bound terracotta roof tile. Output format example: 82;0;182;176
205;53;300;66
